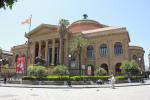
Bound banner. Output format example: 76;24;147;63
16;57;26;73
21;15;32;25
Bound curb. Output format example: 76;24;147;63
0;83;150;89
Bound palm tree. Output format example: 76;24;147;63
58;19;69;65
69;36;87;75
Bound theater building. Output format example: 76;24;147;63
11;16;145;75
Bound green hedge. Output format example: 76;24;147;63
22;76;110;81
22;75;141;81
131;76;141;81
115;76;128;80
71;76;110;81
115;76;141;81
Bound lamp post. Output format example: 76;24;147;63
68;54;72;86
138;57;143;75
0;59;2;72
138;57;142;71
138;57;144;83
68;54;71;74
148;54;150;70
25;39;32;76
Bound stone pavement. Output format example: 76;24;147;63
0;79;150;88
0;84;150;100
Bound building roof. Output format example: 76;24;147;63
11;44;27;50
2;50;13;55
25;24;58;38
129;45;145;51
68;19;108;33
82;26;126;34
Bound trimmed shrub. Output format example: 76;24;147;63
52;65;69;76
95;68;107;76
28;65;47;77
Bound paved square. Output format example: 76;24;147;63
0;85;150;100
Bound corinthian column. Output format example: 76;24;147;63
51;39;55;65
38;41;41;58
45;40;48;65
32;42;36;64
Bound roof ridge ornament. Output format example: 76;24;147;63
83;14;88;19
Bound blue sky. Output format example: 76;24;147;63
0;0;149;68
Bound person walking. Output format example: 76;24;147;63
4;77;7;84
67;80;72;87
110;74;116;89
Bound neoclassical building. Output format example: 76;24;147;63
11;16;145;75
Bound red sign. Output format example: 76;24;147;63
16;57;26;73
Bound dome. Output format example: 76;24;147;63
68;19;107;33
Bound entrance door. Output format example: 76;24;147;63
48;48;52;66
54;47;59;65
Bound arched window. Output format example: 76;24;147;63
100;44;108;57
114;42;123;55
87;45;94;58
115;63;122;75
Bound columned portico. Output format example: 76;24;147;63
32;38;60;66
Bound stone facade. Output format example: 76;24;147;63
0;50;13;73
0;50;13;67
11;18;145;75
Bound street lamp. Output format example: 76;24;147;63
68;54;71;73
68;54;72;86
138;57;144;83
148;54;150;70
0;59;2;72
138;57;142;70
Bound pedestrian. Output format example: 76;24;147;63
141;71;144;83
128;73;132;83
110;74;116;89
67;80;72;87
96;79;102;86
4;77;7;84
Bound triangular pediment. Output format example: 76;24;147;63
25;24;58;38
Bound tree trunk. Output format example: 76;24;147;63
62;39;64;64
59;38;64;65
79;47;82;76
